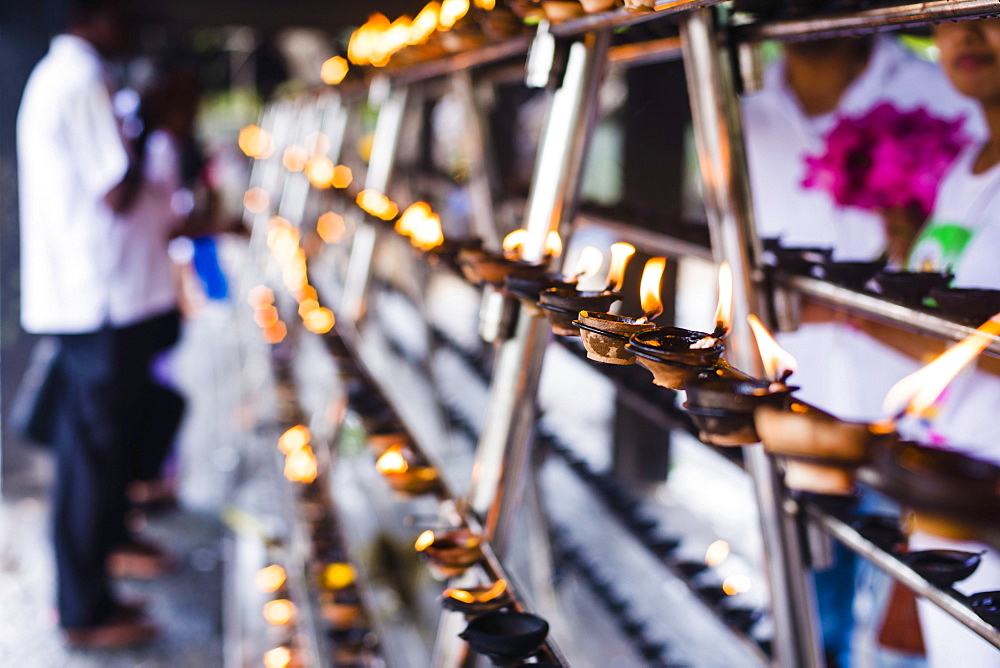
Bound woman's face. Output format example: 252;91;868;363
935;19;1000;104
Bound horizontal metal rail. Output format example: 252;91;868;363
776;273;1000;358
805;503;1000;650
385;35;533;85
549;0;725;38
737;0;1000;43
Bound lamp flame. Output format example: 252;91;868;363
284;445;318;483
443;579;507;603
238;125;274;159
317;212;347;244
502;229;528;259
722;574;752;596
278;425;310;454
704;539;730;567
606;242;635;291
882;313;1000;420
545;230;563;258
715;262;733;335
255;565;286;593
639;257;666;320
262;599;296;626
356;190;398;220
748;314;797;382
375;445;409;474
410;3;441;44
414;529;435;552
439;0;469;29
263;647;292;668
305;156;335;188
321;56;349;85
572;246;604;279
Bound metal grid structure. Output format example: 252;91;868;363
236;3;1000;665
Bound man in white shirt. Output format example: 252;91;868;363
17;0;160;648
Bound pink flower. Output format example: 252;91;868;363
802;103;969;218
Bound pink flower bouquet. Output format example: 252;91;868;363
802;103;969;219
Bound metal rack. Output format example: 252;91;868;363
239;1;1000;664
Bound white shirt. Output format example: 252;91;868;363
109;129;186;323
742;35;984;261
18;35;129;333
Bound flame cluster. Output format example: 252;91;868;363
265;217;336;334
501;228;563;260
356;189;399;220
348;0;482;68
395;201;444;250
238;125;275;159
280;425;319;484
247;284;287;344
320;55;349;85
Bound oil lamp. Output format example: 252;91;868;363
746;314;875;491
626;263;733;389
576;253;662;364
414;527;482;577
375;444;440;495
502;241;593;316
459;610;550;661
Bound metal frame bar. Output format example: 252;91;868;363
680;8;824;666
340;84;408;321
737;0;1000;43
806;504;1000;650
468;32;612;557
777;274;1000;358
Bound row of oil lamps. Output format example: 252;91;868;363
378;194;1000;545
345;377;555;662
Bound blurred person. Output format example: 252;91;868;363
741;35;983;667
108;68;195;514
902;18;1000;666
17;0;161;648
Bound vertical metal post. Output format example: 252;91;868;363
680;8;823;667
341;84;409;321
451;70;501;248
468;31;610;555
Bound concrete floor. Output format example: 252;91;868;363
0;299;240;668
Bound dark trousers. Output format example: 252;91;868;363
53;310;184;628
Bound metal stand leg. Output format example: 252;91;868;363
341;84;409;322
468;30;610;557
680;8;823;667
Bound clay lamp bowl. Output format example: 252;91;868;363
902;550;983;589
374;445;440;496
770;246;834;275
851;514;906;553
969;591;1000;626
442;580;512;616
755;401;876;495
503;272;577;316
537;287;621;336
928;287;1000;325
625;327;725;390
683;370;795;447
424;237;482;273
812;258;887;290
540;0;586;22
859;440;1000;540
460;610;550;660
574;310;658;365
457;247;547;286
872;271;953;306
415;528;483;577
